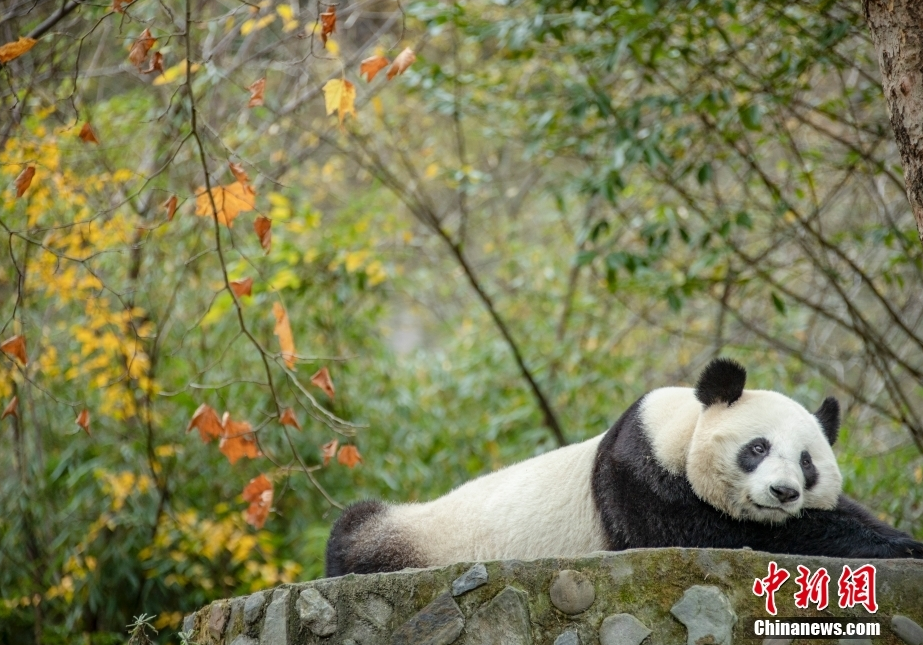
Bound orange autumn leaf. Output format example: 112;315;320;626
337;444;362;468
0;37;37;64
248;77;265;107
1;396;18;420
0;334;27;364
320;7;336;46
194;181;255;227
310;366;335;399
15;166;35;198
254;215;271;253
129;28;155;68
76;409;90;435
242;474;273;529
272;302;296;369
186;403;223;443
387;47;416;80
360;55;389;82
219;412;261;464
321;439;338;466
279;407;302;430
322;78;356;127
143;51;164;74
78;123;99;144
229;161;249;186
112;0;129;13
230;277;253;298
164;195;178;221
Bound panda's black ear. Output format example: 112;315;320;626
694;358;746;407
815;396;840;446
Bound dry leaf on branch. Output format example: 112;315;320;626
337;444;362;468
321;439;339;466
164;195;178;221
0;37;37;63
186;403;223;443
387;47;416;80
320;6;336;46
248;77;265;107
14;166;35;198
229;161;249;186
322;78;356;127
254;215;271;253
310;366;335;399
78;123;99;144
359;55;389;82
1;396;18;420
143;51;164;74
112;0;130;13
219;412;261;464
272;302;296;369
230;277;253;298
128;28;156;68
194;181;255;227
279;407;302;430
76;409;91;435
0;335;27;364
242;474;273;529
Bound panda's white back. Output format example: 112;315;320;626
387;434;608;566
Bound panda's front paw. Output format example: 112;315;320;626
890;537;923;559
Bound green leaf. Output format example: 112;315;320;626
739;104;763;131
771;292;787;315
576;250;597;266
697;163;713;185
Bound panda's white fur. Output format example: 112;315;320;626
641;387;842;523
365;434;608;565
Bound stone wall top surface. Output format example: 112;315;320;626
185;548;923;645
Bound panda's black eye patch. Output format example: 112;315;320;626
801;450;818;489
737;438;770;473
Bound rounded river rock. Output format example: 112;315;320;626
549;569;596;615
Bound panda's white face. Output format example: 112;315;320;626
685;391;842;523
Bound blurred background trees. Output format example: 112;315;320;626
1;0;921;641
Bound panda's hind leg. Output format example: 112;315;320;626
324;500;422;576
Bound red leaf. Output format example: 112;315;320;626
242;474;273;529
310;366;335;399
337;444;362;468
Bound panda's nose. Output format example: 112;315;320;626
770;485;800;503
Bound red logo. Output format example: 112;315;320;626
838;564;878;613
793;565;830;610
753;561;791;615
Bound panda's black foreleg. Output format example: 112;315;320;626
752;495;923;559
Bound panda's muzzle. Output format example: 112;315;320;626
770;485;800;504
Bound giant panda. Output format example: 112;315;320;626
325;358;923;576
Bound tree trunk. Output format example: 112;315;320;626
864;0;923;247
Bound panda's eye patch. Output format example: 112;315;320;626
801;450;819;489
737;438;771;473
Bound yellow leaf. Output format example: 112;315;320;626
152;60;200;86
272;302;296;369
0;37;37;64
322;79;356;127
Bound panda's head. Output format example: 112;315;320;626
685;358;842;523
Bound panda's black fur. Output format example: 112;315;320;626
326;359;923;576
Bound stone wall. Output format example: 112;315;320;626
184;548;923;645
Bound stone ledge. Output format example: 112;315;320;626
185;548;923;645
